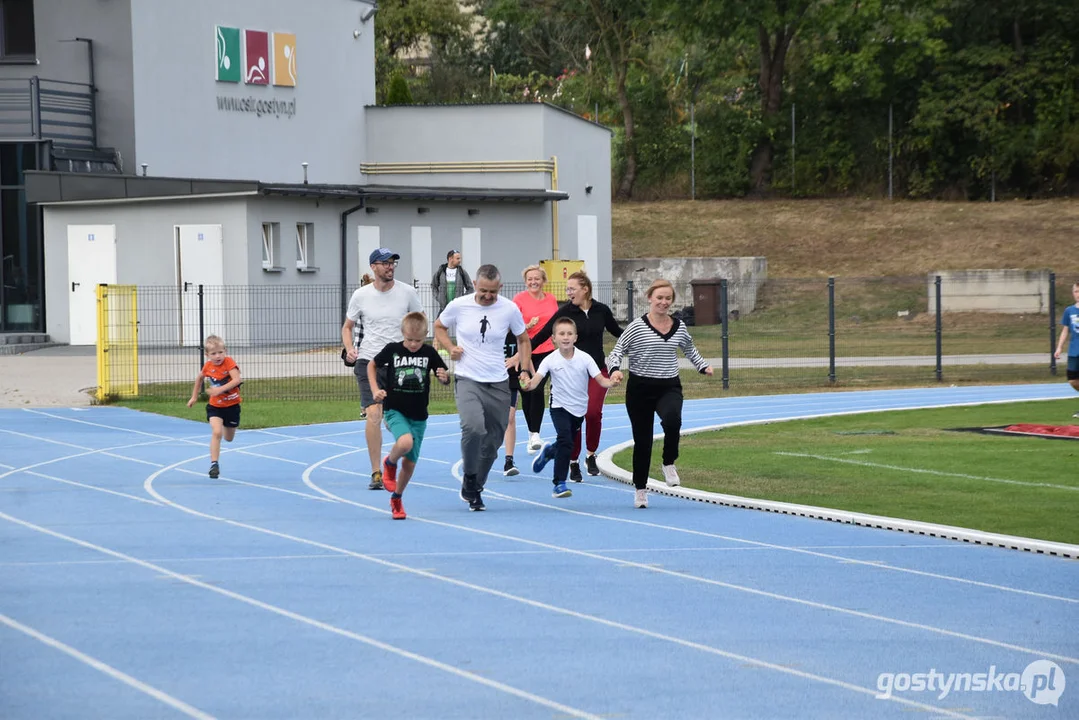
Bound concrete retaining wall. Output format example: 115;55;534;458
928;269;1051;314
612;257;767;323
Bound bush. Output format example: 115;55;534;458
385;73;413;105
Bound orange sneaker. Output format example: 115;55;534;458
382;455;397;493
390;495;406;520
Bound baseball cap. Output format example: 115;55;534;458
369;248;400;264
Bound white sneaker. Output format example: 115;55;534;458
634;488;648;508
527;432;543;454
662;464;681;487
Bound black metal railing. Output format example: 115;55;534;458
98;274;1067;402
0;77;95;147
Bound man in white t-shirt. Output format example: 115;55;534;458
342;247;423;490
434;264;531;511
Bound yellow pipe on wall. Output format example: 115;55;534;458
360;158;562;259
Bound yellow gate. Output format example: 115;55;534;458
96;284;139;401
539;259;585;300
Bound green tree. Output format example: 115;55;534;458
586;0;656;198
374;0;475;102
385;73;414;104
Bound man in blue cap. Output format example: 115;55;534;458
342;248;423;489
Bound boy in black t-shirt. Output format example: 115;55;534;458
368;312;450;519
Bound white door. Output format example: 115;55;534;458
411;226;434;323
577;215;598;277
357;225;381;280
176;224;224;347
461;227;481;283
67;225;117;346
410;226;432;284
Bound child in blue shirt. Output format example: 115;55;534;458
1054;281;1079;418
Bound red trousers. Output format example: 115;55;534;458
572;368;610;460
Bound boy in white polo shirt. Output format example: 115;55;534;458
523;317;619;498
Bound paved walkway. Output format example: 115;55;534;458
0;346;97;407
0;346;1056;409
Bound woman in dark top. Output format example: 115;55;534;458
531;271;623;480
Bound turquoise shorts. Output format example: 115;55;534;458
383;409;427;463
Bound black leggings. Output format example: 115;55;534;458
522;351;551;434
625;378;683;489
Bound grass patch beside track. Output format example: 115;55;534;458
613;399;1079;544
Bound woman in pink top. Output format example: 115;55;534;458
514;264;559;454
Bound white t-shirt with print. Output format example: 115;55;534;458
439;294;525;382
534;348;601;418
346;282;424;360
446;267;458;282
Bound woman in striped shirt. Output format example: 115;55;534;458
607;279;714;508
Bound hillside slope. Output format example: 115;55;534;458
612;199;1079;278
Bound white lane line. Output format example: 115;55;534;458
0;428;168;468
776;452;1079;492
24;471;161;506
139;456;977;719
0;553;351;568
0;438;183;485
323;457;1077;606
468;484;1079;605
23;408;189;441
0;611;215;720
0;509;605;720
0;544;977;569
173;468;334;503
18;405;1073;605
305;458;1079;663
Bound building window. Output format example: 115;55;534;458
295;222;316;271
261;222;281;271
1;0;36;60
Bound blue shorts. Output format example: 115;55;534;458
1067;355;1079;380
383;410;426;463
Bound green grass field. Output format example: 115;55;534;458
613;399;1079;544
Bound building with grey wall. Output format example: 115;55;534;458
28;172;570;345
364;104;612;280
4;0;612;342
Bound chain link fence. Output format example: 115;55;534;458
97;273;1068;403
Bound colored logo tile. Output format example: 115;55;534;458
215;25;241;82
272;32;297;87
244;29;269;85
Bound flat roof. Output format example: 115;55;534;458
24;171;569;205
365;101;612;134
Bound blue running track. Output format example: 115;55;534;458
1;384;1076;719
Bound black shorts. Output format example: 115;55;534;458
206;403;241;428
508;371;520;408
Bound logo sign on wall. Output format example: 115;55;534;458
215;25;296;87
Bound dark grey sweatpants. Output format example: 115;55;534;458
455;376;511;493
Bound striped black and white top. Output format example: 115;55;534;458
606;315;709;379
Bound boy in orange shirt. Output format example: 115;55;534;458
186;334;242;478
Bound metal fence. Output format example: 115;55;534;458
96;273;1068;402
0;77;96;148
